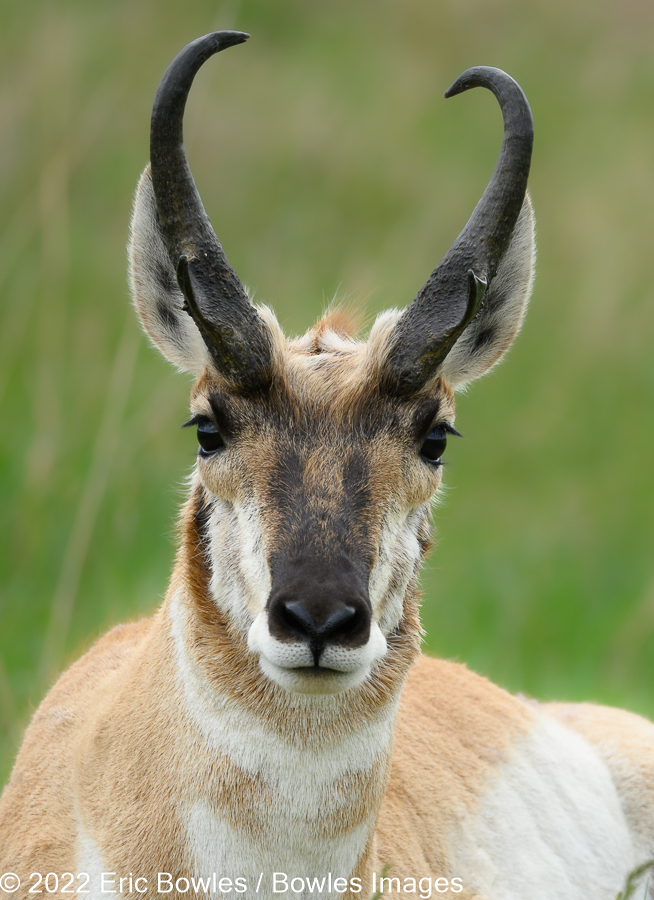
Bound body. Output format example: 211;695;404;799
2;585;652;898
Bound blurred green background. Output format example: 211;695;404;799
1;0;653;786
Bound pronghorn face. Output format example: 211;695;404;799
130;34;535;695
182;331;457;694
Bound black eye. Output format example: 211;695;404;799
196;418;225;456
420;425;448;464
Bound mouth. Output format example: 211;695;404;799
247;612;387;695
259;656;370;695
295;665;341;674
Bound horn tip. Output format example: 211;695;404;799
444;70;475;99
211;30;250;47
444;66;507;99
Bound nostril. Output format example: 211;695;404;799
333;607;362;638
281;600;318;639
276;598;315;641
285;600;357;644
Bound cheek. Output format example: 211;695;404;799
205;494;272;633
368;502;431;636
404;459;444;507
199;455;248;504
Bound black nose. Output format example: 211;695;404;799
283;600;358;642
267;572;371;662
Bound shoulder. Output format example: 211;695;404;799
38;617;154;715
389;655;537;821
4;617;154;787
398;654;535;741
383;660;643;895
0;617;154;867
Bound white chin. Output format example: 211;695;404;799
259;656;370;695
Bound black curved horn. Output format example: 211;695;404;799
385;66;533;394
150;32;273;389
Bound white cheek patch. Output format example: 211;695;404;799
369;502;430;636
206;495;271;635
197;475;424;695
240;494;428;694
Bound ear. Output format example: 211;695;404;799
440;195;536;387
129;166;211;374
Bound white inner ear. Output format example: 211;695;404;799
440;195;536;388
129;166;211;374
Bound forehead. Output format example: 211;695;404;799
190;308;457;433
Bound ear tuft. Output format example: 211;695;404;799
129;166;210;374
440;196;536;387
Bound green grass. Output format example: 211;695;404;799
616;861;654;900
1;0;654;787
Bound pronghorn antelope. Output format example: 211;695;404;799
1;30;653;900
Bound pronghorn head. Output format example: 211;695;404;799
129;32;535;697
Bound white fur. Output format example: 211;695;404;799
186;800;371;900
247;613;388;672
75;825;115;900
452;713;641;899
169;592;397;780
197;469;408;697
369;503;430;637
204;490;272;636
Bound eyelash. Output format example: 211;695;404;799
182;414;225;456
419;422;460;465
